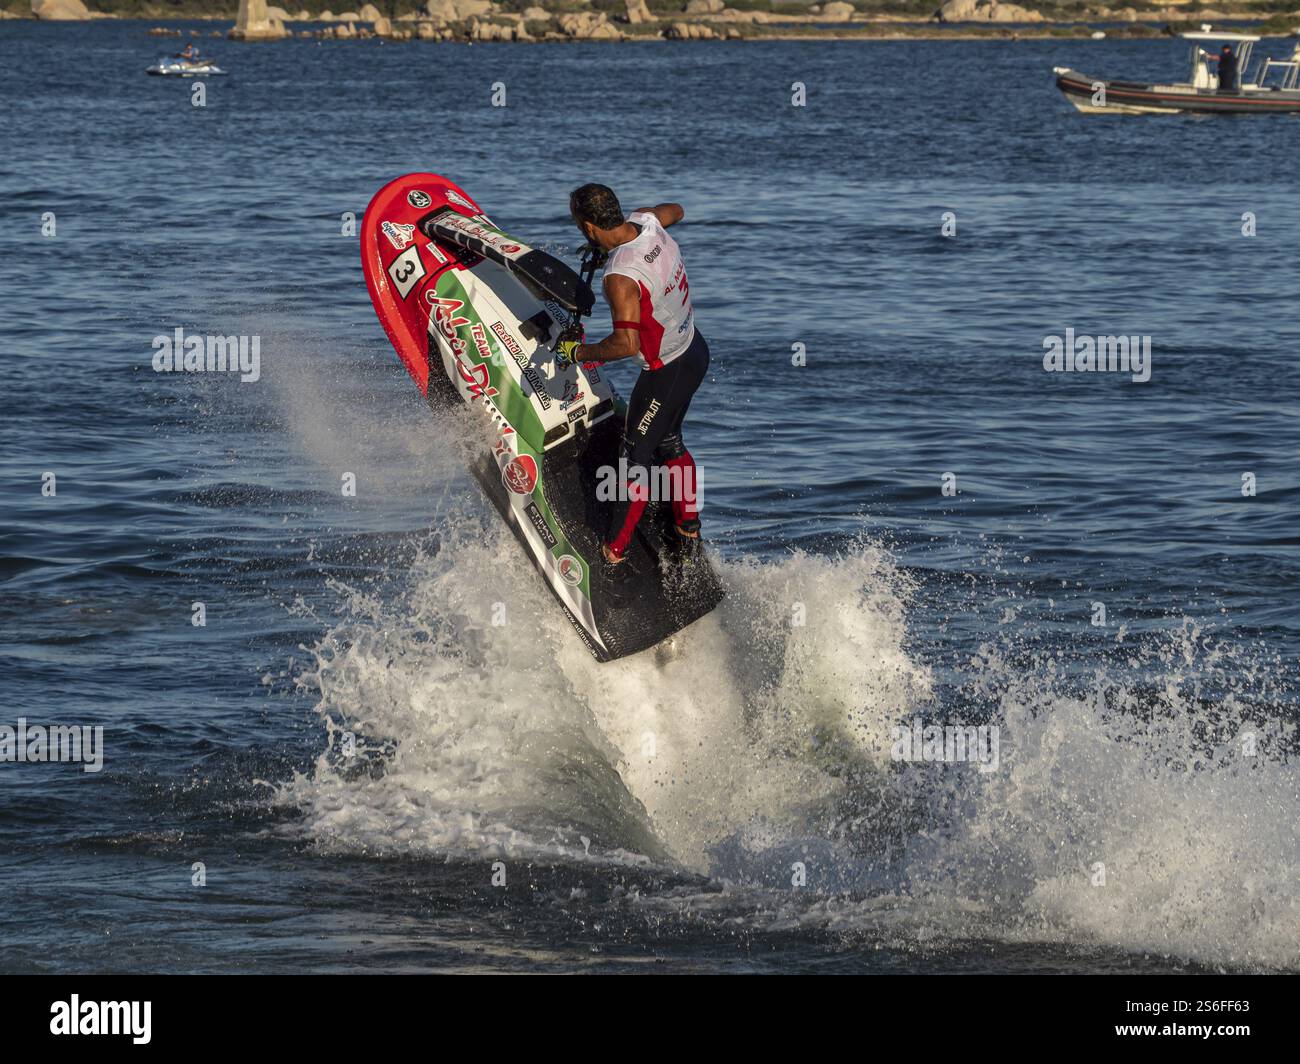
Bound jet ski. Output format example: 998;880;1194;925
361;173;724;662
146;59;227;77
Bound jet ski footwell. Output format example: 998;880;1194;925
362;173;723;662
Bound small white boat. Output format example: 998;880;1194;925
1054;31;1300;114
146;58;227;77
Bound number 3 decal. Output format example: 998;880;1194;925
388;246;426;300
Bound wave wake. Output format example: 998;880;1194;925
269;388;1298;970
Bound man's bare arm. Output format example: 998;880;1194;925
635;203;684;229
576;274;642;364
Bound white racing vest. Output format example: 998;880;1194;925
604;211;695;370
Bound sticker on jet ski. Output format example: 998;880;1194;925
381;221;416;251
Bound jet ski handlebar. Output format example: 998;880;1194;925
562;245;608;341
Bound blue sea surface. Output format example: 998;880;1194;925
1;20;1297;973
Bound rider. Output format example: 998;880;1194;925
177;43;201;63
558;183;708;570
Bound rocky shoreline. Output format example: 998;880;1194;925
17;0;1300;43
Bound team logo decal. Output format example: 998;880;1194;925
560;380;584;411
454;356;497;398
524;502;557;549
557;555;583;587
427;295;470;355
407;189;432;209
502;453;538;496
485;319;551;410
427;295;498;399
446;189;477;211
470;322;494;363
490;321;523;358
381;220;416;250
438;214;522;256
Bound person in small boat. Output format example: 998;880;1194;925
1212;45;1238;93
176;44;202;64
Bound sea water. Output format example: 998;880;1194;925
1;21;1297;972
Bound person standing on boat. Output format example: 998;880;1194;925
1212;45;1239;93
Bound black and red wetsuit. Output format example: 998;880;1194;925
600;210;707;559
605;330;709;558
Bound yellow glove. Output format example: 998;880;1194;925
555;339;581;368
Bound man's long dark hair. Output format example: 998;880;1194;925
570;183;624;231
